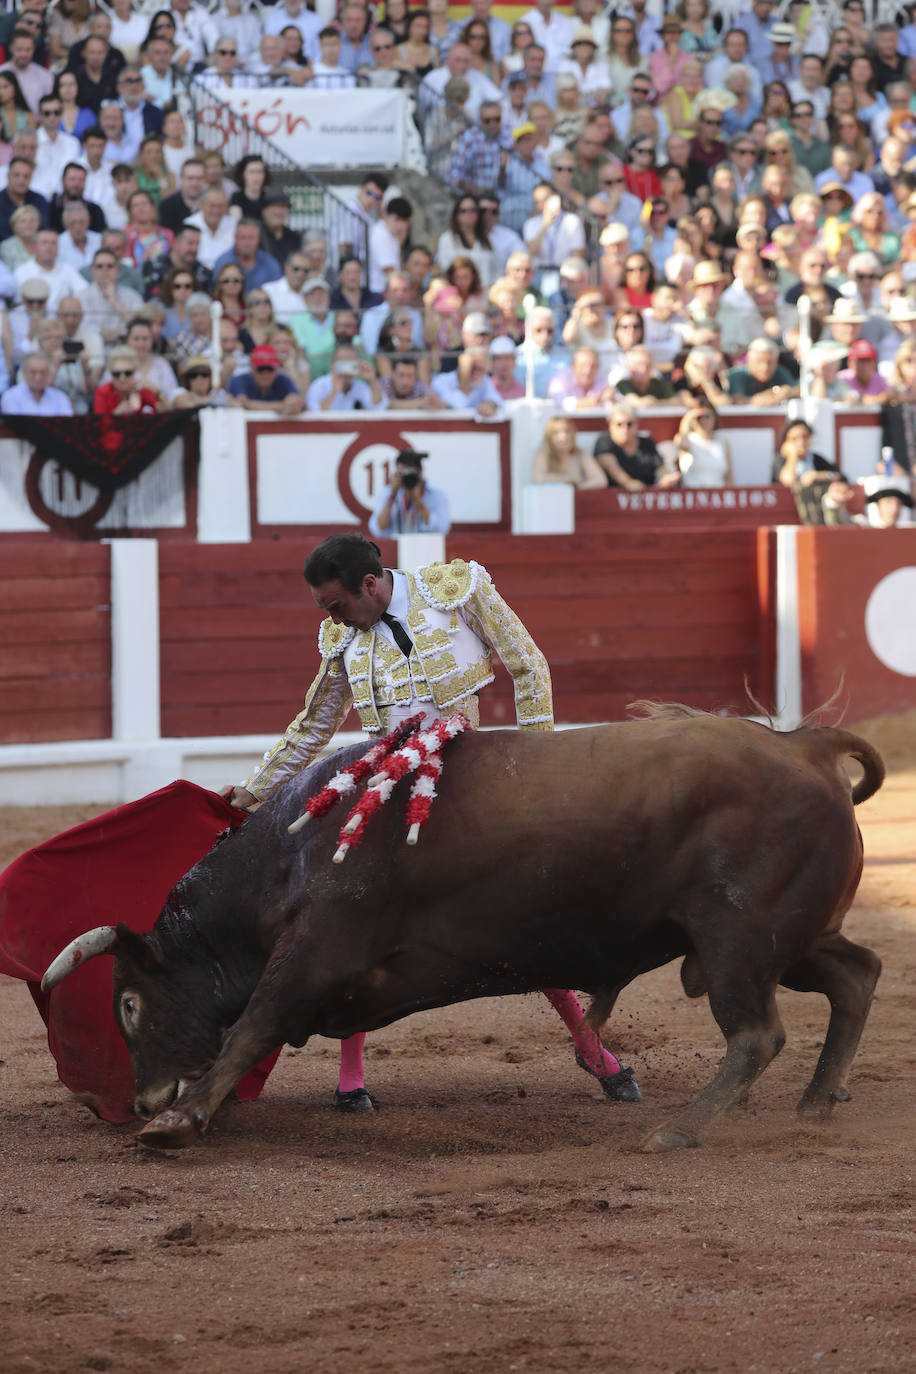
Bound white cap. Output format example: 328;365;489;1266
489;336;517;356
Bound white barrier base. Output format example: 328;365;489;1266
0;734;368;807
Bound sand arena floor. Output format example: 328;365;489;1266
1;715;914;1373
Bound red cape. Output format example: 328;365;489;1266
0;780;279;1123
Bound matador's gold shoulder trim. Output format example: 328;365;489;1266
416;558;487;611
318;617;356;659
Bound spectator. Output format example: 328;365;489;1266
379;353;444;410
140;36;177;108
212;219;281;292
290;276;335;375
376;308;431;385
838;339;893;404
259;193;300;268
15;227;85;310
54;69;95;143
726;337;799;406
531;414;606;488
57;199;101;272
56;294;103;383
226;341;303;413
171;289;212;364
0;203;41;272
368;195;413;295
0;156;48;241
78;125;114;208
0;71;33;148
499;121;550;233
34;92;81;196
329;256;380;314
94;162;134;232
122;315;178;403
523;183;585;282
369;448;451;536
547;343;609;410
432;345;503;415
632;197;676;275
808;338;857;402
446;100;505;197
675;405;734;487
229;155;270;223
270;323;312;396
487;334;523;398
262;250;311;325
2;350;72;416
560;290;615;370
311;25;356;87
142;221;207;299
91;344;157;412
615;344;676;407
306;343;384;412
772;418;842;501
124;189;172;268
241;288;276;353
1;30;53;115
171;353;221;410
72;30;124;111
618;251;655;310
594;403;678;490
514;304;569;396
862;475;915;527
78;245;144;344
186;187;235;272
34;315;93;414
158;158;206;235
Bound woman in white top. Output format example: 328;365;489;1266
435;196;497;289
676;405;734;487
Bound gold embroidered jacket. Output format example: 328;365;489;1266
243;558;553;800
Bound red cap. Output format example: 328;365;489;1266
250;345;280;368
848;339;877;361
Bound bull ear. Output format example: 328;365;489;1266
41;926;119;993
114;923;164;972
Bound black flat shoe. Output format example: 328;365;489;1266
333;1086;377;1112
575;1050;642;1103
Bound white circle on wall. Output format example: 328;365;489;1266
864;567;916;677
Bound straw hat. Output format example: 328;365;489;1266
689;261;730;289
888;295;916;322
818;181;854;209
824;298;866;325
569;24;597;49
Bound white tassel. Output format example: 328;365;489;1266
332;844;348;864
287;811;311;835
406;823;420;846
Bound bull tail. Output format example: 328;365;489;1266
820;729;886;805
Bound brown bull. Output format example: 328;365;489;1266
42;709;884;1152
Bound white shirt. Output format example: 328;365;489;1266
520;8;575;71
186;209;237;269
421;65;501;121
263;3;322;59
34;127;82;197
264;275;307;325
367;220;404;294
1;381;73;415
14;256;86;311
78;161;115;208
110;12;150;60
170;3;219;68
58;229;103;271
523;209;585;269
306;373;387;411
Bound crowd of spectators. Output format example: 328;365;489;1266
0;0;912;526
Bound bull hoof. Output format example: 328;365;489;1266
137;1110;200;1150
333;1086;376;1113
644;1125;699;1152
796;1096;836;1122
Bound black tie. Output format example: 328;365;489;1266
381;612;413;659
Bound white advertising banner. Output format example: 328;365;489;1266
196;87;406;167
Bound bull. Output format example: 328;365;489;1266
41;708;884;1152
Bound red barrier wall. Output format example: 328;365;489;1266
158;541;396;737
446;533;772;725
0;544;111;744
796;528;916;721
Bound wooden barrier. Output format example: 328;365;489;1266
0;543;111;744
446;533;772;726
795;528;916;720
158;540;396;738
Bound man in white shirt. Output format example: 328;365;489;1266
14;229;85;310
788;53;830;122
2;352;73;416
311;27;356;88
78;245;144;344
168;0;219;71
99;103;139;168
141;36;177;107
367;197;413;295
117;65;165;150
519;0;574;71
78;128;115;208
611;73;670;146
58;202;102;271
263;251;312;325
187;188;236;270
199;38;263;90
34;94;82;200
705;29;764;105
306;344;387;412
523;183;585;273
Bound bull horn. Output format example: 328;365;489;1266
40;926;119;993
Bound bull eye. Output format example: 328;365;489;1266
120;991;142;1032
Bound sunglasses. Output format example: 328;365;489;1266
372;41;393;50
41;107;62;116
186;369;210;381
626;263;649;271
249;295;270;304
24;298;45;306
602;177;624;186
112;369;134;378
255;364;278;372
631;87;651;96
701;118;723;127
217;48;237;55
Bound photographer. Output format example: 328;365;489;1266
369;449;451;536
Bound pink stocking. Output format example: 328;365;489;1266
541;988;621;1077
338;1032;366;1092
